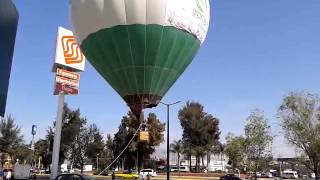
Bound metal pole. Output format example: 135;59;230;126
137;111;144;174
38;156;41;170
51;94;64;180
166;104;170;180
32;134;35;167
160;101;181;180
136;151;139;173
96;155;99;173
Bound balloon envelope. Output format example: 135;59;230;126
70;0;210;114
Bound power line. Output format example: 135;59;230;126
98;119;144;175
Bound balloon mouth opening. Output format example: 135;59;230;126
124;94;161;117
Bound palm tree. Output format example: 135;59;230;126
207;141;224;170
170;140;183;172
182;141;195;172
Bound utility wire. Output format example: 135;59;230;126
99;121;144;175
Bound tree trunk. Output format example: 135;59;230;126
178;153;180;176
221;153;224;172
189;153;192;172
255;161;258;180
207;152;210;169
138;152;142;173
195;154;198;172
80;160;84;173
201;154;204;169
314;161;319;180
196;153;200;172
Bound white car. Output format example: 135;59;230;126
139;169;157;177
311;173;315;178
282;170;298;179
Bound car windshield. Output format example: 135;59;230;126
141;170;152;172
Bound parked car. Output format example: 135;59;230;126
45;168;51;174
170;166;190;172
56;174;95;180
270;171;280;177
38;169;46;174
247;172;261;178
139;169;157;177
220;174;241;180
260;172;273;178
115;171;139;179
282;170;298;179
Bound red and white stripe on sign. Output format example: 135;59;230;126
61;36;84;64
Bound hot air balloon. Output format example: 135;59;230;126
70;0;210;117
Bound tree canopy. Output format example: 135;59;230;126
0;115;24;154
278;91;320;179
244;109;273;172
112;111;165;171
178;101;220;172
224;133;246;170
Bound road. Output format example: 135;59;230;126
36;174;219;180
37;174;312;180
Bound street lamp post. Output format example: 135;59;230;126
160;101;181;180
96;154;99;173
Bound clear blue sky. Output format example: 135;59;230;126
6;0;320;157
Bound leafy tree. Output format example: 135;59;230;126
244;109;273;173
181;142;196;172
86;124;105;165
69;126;90;173
46;104;86;166
224;133;246;171
113;112;165;171
208;141;224;169
34;139;48;168
14;144;33;163
170;140;183;171
178;101;220;172
113;117;130;169
43;127;54;169
60;104;86;161
0;115;24;155
105;134;114;158
278;91;320;179
98;134;114;172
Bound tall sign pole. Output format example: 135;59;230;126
50;94;64;180
50;26;85;180
31;125;37;167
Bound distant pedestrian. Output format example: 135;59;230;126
6;170;11;180
33;172;36;180
0;169;3;180
111;171;115;180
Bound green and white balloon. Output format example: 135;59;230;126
70;0;210;115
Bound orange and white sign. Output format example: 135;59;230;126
56;68;80;80
54;68;80;95
55;76;79;88
54;26;85;72
54;83;79;95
